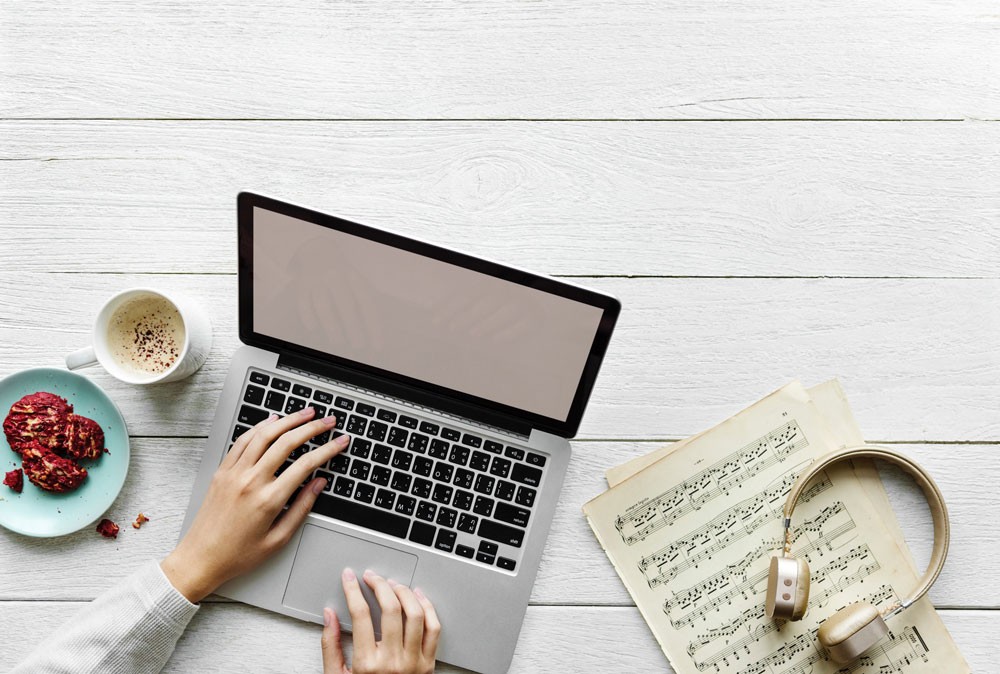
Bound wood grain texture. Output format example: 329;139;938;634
0;273;996;441
3;121;999;276
1;439;996;607
0;603;993;674
1;1;998;120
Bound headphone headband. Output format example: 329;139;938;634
782;444;949;610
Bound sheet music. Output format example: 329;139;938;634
584;382;968;674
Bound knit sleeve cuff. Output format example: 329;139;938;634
136;560;200;631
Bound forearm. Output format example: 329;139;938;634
11;560;199;674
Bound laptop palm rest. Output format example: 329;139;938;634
282;524;418;637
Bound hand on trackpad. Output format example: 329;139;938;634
282;524;418;637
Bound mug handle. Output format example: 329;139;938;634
66;346;98;370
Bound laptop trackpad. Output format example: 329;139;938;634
282;524;418;637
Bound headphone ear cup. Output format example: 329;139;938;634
765;556;810;620
818;602;889;664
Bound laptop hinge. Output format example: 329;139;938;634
278;352;533;439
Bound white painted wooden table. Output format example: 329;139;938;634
1;2;998;671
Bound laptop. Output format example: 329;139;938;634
180;192;620;673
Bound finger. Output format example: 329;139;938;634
321;607;349;674
363;570;403;647
258;412;341;476
414;587;441;660
265;476;326;549
342;568;376;653
274;432;350;493
238;406;316;467
222;413;277;468
389;579;424;657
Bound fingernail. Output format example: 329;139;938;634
299;406;315;416
363;569;375;580
323;607;332;627
335;434;350;448
311;478;326;494
343;568;355;581
321;415;338;427
267;413;279;422
388;578;398;587
414;587;426;599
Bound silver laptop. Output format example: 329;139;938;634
180;193;620;674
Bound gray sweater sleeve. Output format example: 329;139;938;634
12;560;200;674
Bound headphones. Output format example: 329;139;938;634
765;444;950;665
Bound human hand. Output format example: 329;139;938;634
161;408;350;603
321;568;440;674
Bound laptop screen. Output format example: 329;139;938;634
239;194;619;436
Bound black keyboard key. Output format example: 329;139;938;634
290;444;309;459
453;468;474;490
334;396;355;411
497;557;516;571
349;460;371;481
504;446;525;461
232;424;250;442
391;449;414;472
356;402;376;417
511;463;542;487
490;457;512;478
313;493;409;538
432;484;453;504
371;465;392;486
387;427;408;448
526;452;547;467
494;502;530;528
350;438;372;458
372;444;393;464
476;551;495;564
391;471;412;493
238;405;269;426
433;463;454;483
374;489;396;510
308;403;327;418
456;544;475;558
333;476;355;497
478;541;498;556
330;454;351;474
314;390;334;404
496;480;516;501
419;421;440;435
353;483;375;504
285;397;307;414
407;433;429;454
453;490;474;511
250;371;270;386
441;427;461;442
436;507;457;528
435;529;456;552
275;459;294;477
449;445;470;466
478;519;524;548
412;478;432;499
292;384;312;397
315;429;332;445
469;451;491;472
399;415;418;429
473;496;495;517
428;439;450;460
457;513;478;534
413;456;434;477
394;495;416;516
474;474;496;495
416;501;437;522
484;440;503;454
377;408;397;423
515;486;536;507
409;521;436;546
346;415;367;435
315;469;336;491
366;420;388;441
243;384;265;406
272;378;291;392
461;433;483;448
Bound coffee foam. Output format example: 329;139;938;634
106;295;186;377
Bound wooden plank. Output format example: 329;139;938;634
0;274;997;441
0;602;992;673
1;439;996;607
3;121;999;276
1;1;998;119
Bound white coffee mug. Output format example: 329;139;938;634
65;288;212;384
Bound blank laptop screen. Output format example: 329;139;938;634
251;207;605;422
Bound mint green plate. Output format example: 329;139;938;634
0;368;130;537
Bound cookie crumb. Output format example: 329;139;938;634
132;512;150;529
96;518;119;539
3;468;23;493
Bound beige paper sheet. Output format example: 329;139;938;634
584;382;967;674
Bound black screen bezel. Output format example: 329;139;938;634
237;192;620;438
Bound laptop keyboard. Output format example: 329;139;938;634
228;368;548;573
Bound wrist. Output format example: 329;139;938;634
160;548;220;604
